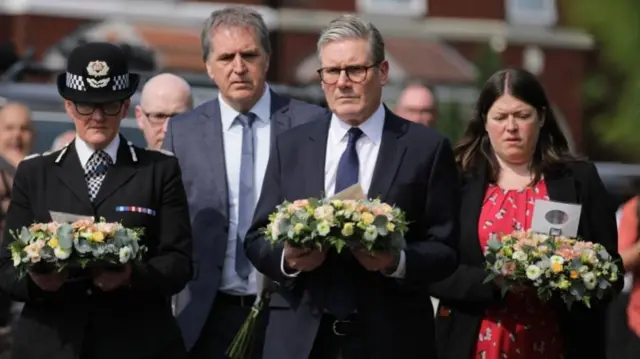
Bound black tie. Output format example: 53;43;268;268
325;127;362;319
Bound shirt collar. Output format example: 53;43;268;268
74;135;120;168
219;84;271;130
329;103;386;145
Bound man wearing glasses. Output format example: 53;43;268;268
245;15;459;359
136;73;193;150
0;42;192;359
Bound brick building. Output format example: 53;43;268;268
0;0;593;152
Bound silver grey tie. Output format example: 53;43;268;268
84;150;112;202
235;112;256;279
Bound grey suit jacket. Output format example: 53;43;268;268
162;90;328;350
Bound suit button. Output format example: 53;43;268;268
86;289;92;295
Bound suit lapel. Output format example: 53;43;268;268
269;90;292;144
199;100;229;219
306;115;331;197
93;138;137;207
545;168;577;204
368;109;408;199
53;141;94;210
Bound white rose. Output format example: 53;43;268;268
526;265;542;280
54;247;71;260
512;250;527;262
550;255;565;265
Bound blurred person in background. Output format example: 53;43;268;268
609;189;640;358
136;73;193;150
394;81;438;127
50;130;76;152
0;102;33;351
163;6;327;359
429;68;621;359
0;102;34;169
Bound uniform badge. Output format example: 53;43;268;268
115;206;156;216
86;60;110;88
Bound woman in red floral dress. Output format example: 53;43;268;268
429;68;621;359
474;182;563;359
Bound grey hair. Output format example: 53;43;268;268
317;15;385;64
201;6;271;62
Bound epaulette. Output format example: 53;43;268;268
147;148;174;157
22;153;41;161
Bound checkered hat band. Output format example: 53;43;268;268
65;72;130;91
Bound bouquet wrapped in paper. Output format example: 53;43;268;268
8;222;74;278
71;218;147;269
483;230;621;308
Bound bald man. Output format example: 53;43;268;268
135;73;193;149
395;83;438;127
0;102;34;168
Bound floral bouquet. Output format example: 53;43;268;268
263;198;342;251
483;230;621;309
332;198;408;253
8;221;74;278
71;218;147;269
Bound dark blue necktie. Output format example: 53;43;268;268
326;127;363;318
235;112;257;280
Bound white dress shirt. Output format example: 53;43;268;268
219;86;272;296
280;104;406;278
74;135;120;168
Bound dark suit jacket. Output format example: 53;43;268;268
430;160;622;359
163;90;328;350
245;109;460;359
0;137;192;359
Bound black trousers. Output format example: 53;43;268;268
607;292;640;359
189;293;266;359
308;314;365;359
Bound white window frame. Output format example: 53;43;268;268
356;0;427;17
505;0;557;26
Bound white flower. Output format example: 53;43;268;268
582;272;597;290
526;265;542;280
53;247;71;260
313;205;334;221
550;255;565;265
11;252;20;267
316;221;331;236
512;251;527;262
363;225;378;242
119;246;132;264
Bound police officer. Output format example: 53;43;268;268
0;42;193;359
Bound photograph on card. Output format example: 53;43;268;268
530;199;582;237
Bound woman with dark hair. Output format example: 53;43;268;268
430;68;621;359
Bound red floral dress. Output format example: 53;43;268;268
472;180;564;359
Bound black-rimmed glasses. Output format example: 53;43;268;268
74;101;123;116
141;110;180;125
317;63;379;85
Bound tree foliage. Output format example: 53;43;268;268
564;1;640;156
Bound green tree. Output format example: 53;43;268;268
565;1;640;156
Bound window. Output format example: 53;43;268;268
505;0;557;26
356;0;427;17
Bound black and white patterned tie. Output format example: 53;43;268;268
84;150;112;202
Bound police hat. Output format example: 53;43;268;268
57;42;140;104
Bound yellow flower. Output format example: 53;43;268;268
48;237;59;249
91;231;105;243
361;212;374;225
570;270;579;279
551;263;563;273
386;223;395;232
341;223;354;236
557;278;570;290
294;223;304;234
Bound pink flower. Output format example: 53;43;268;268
501;262;517;276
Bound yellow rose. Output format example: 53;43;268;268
361;212;375;225
551;263;563;273
48;237;59;249
91;232;105;243
386;223;395;232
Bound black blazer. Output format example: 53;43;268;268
245;109;460;359
429;160;622;359
0;138;192;359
